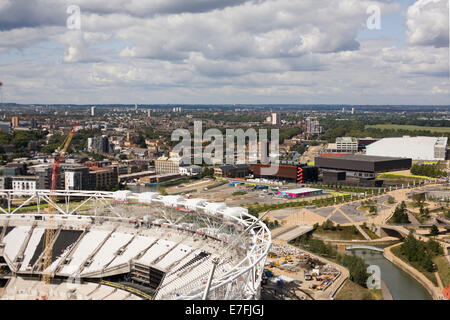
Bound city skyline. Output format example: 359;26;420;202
0;0;449;105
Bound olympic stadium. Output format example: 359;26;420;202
0;189;271;300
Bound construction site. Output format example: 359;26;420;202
260;243;343;300
0;190;271;300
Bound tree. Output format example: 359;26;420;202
429;225;439;236
322;219;335;231
390;202;410;224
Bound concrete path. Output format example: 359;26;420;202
435;272;444;291
276;226;314;242
381;280;393;300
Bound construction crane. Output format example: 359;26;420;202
42;121;79;284
50;121;79;192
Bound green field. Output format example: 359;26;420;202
313;226;366;241
366;124;450;133
377;172;437;181
335;280;382;300
433;256;450;287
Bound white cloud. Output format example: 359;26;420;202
0;0;448;105
406;0;449;48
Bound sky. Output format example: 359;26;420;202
0;0;449;105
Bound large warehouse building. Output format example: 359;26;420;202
315;155;412;186
366;136;448;161
250;163;318;183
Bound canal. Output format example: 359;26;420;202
352;249;432;300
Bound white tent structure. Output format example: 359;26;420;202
160;195;184;207
366;136;448;161
223;207;248;218
204;202;227;215
182;198;207;211
113;190;132;202
137;192;159;204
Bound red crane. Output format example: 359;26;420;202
50;122;79;191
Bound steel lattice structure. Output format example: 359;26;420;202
0;189;271;300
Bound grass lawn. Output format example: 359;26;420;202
361;225;380;240
377;172;436;181
9;200;93;213
330;192;350;196
406;201;429;209
391;246;438;286
313;226;365;241
410;211;431;224
358;204;377;212
205;180;228;190
365;124;450;134
335;280;382;300
433;256;450;287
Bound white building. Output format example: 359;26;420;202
366;136;448;161
179;165;202;176
271;113;279;125
12;176;38;192
90;106;96;117
336;137;358;153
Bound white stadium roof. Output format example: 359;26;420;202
366;136;448;161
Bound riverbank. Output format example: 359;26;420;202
321;237;400;247
384;243;442;300
380;280;393;300
334;280;382;300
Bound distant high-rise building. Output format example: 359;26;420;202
271;113;279;125
147;109;151;118
11;116;19;128
351;107;355;115
64;165;94;190
90;106;96;117
87;136;112;154
306;117;323;137
0;121;10;134
258;139;269;164
341;107;345;113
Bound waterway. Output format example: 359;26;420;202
351;249;432;300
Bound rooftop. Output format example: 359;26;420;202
282;187;322;194
318;154;409;162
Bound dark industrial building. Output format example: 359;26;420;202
315;155;412;187
357;138;378;152
250;163;318;183
214;164;249;178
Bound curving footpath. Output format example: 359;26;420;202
383;243;443;300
